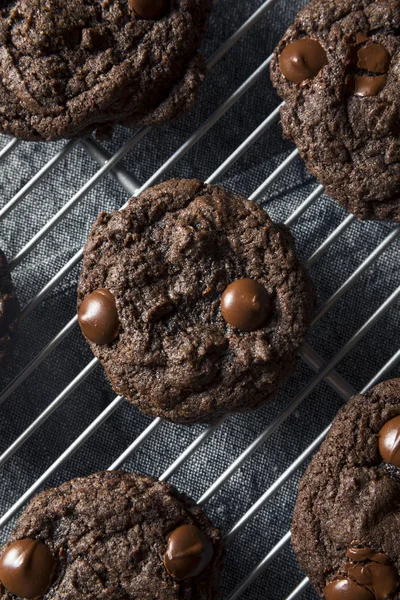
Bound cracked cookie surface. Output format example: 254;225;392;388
0;0;210;140
77;178;316;424
0;471;224;599
270;0;400;222
292;379;400;598
0;249;19;374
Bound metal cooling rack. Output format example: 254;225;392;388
0;0;399;598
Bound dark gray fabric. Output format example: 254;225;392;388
0;1;399;598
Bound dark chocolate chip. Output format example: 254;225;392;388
324;579;374;600
379;415;400;467
346;561;398;600
128;0;167;19
164;524;213;580
354;74;387;97
355;32;369;44
357;43;390;74
346;547;391;564
78;289;119;344
279;38;328;83
221;278;271;331
325;546;399;600
0;539;56;599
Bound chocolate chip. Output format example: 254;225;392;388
357;43;390;74
78;289;119;344
0;539;56;599
279;38;328;83
346;561;398;599
221;278;271;331
346;547;391;564
128;0;167;19
355;32;369;45
164;524;213;580
324;546;399;600
379;415;400;467
354;74;387;97
324;578;374;600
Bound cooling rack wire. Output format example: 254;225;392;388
0;0;399;598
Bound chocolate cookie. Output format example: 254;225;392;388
270;0;400;222
292;378;400;599
0;0;210;141
77;178;316;424
0;471;224;599
0;250;19;373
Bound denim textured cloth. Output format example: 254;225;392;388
0;0;399;598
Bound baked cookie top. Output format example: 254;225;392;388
77;178;315;424
292;378;400;599
0;0;210;141
0;249;19;373
0;471;224;599
270;0;400;222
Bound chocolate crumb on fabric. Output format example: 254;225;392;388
292;379;400;599
0;0;211;141
0;471;224;599
270;0;400;222
0;249;20;374
77;178;316;424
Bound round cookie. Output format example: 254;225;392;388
0;471;224;599
292;378;400;599
0;0;210;141
270;0;400;222
77;178;316;424
0;249;20;373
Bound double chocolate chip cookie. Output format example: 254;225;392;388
0;471;224;599
270;0;400;222
292;379;400;599
77;178;316;424
0;250;19;373
0;0;210;141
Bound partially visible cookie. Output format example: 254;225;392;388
0;0;210;141
0;250;19;373
77;178;316;424
292;379;400;599
270;0;400;222
0;471;225;599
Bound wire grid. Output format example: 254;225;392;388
0;0;399;598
